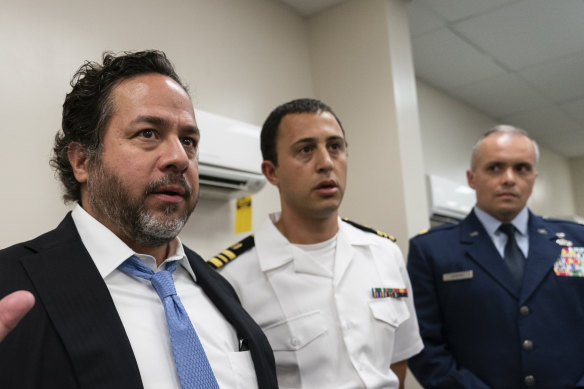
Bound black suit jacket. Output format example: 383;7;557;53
0;213;278;389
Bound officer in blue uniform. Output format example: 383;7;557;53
407;125;584;389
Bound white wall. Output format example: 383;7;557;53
416;80;577;219
533;149;577;218
416;81;495;184
570;156;584;218
0;0;312;255
309;0;428;253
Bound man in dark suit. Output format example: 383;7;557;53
407;125;584;389
0;50;277;389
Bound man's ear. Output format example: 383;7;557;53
67;142;90;184
261;160;279;186
466;169;475;190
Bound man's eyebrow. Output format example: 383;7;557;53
130;115;200;136
290;138;319;151
293;135;345;144
183;125;200;137
130;115;167;127
292;137;317;145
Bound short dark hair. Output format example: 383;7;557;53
51;50;188;203
260;98;344;165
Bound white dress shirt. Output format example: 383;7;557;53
71;204;256;389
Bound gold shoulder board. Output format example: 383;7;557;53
341;218;396;242
207;234;255;269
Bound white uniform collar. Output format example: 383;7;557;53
255;212;296;272
256;213;372;278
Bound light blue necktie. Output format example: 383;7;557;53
499;223;526;288
118;255;220;389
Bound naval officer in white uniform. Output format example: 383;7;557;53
209;98;423;389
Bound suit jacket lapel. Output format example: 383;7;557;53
520;213;560;302
186;248;262;343
21;214;142;389
461;212;519;298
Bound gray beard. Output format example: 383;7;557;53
87;162;196;247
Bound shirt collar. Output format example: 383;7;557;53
259;212;364;272
256;212;294;272
71;204;195;280
473;205;529;236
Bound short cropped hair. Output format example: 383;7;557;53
260;98;344;165
470;124;540;170
50;50;188;203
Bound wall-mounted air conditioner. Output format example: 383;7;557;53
426;175;475;224
195;110;266;199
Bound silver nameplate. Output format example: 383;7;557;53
443;270;473;282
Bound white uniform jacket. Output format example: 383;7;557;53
217;214;423;389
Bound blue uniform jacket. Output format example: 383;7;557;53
407;210;584;389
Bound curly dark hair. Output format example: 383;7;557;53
50;50;188;203
260;98;345;165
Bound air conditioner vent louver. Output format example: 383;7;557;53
426;175;475;223
199;175;247;189
195;110;266;199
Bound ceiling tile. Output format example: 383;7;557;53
561;98;584;127
501;105;583;138
535;129;584;158
519;51;584;103
281;0;584;157
453;0;584;70
412;28;505;90
405;2;446;37
449;73;549;118
418;0;515;22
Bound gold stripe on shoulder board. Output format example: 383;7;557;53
207;234;256;269
341;218;396;242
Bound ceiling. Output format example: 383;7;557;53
276;0;584;158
